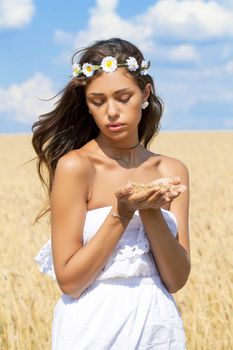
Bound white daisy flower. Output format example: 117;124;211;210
72;63;81;77
140;69;148;76
126;56;139;71
101;56;118;73
140;60;150;75
82;63;95;77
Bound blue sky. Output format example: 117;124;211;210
0;0;233;133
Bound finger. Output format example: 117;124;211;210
168;176;183;186
173;184;187;193
165;186;187;200
114;183;134;199
150;176;182;187
155;191;176;203
142;189;165;204
161;198;171;206
165;190;181;201
152;196;171;208
134;187;161;203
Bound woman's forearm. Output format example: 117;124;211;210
58;209;133;298
139;208;191;293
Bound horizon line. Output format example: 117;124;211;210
0;129;233;136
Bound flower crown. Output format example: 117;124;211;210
72;56;150;78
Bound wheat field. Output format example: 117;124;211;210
0;132;232;350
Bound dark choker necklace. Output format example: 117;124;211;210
95;139;140;150
113;142;140;150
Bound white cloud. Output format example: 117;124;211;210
54;0;153;56
71;0;148;47
54;0;233;57
169;44;199;62
52;0;233;130
96;0;118;11
0;0;35;29
0;73;56;123
142;0;233;41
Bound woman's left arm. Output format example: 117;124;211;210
139;160;191;293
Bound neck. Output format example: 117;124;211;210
101;141;140;150
95;136;141;166
95;135;140;151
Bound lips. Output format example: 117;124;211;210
107;122;125;127
107;122;125;132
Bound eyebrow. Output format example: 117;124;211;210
87;88;132;96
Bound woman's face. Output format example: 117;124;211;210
85;68;150;141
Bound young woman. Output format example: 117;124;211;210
33;38;191;349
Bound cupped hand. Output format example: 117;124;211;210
114;176;187;213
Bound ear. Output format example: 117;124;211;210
142;83;151;102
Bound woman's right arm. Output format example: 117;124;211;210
51;151;133;299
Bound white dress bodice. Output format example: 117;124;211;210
34;207;178;282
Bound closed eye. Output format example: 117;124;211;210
90;95;131;106
118;96;131;103
91;100;104;106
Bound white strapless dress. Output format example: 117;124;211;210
34;207;186;350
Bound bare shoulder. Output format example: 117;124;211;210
52;149;95;206
155;153;189;180
56;149;93;176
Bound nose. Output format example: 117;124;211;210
106;100;119;120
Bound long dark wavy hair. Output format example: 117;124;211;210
31;38;163;223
